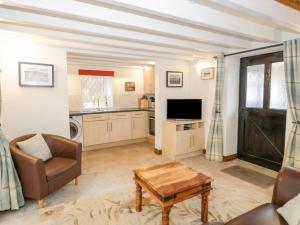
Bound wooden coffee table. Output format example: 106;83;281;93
133;162;212;225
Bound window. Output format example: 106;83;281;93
246;64;265;108
81;76;113;109
270;62;288;110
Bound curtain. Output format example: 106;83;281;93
206;54;225;162
283;38;300;169
0;130;25;211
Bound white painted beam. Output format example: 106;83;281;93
1;0;258;49
77;0;281;42
0;29;195;61
0;7;231;53
0;22;200;57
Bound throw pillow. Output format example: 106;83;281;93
17;134;52;161
277;192;300;225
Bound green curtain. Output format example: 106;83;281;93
206;54;224;162
0;130;24;211
283;38;300;169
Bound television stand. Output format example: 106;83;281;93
162;119;205;160
175;118;194;121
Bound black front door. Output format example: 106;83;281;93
238;52;287;171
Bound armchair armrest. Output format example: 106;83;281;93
42;134;82;161
9;142;48;200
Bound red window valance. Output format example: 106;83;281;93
78;69;114;77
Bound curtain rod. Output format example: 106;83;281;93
224;43;283;57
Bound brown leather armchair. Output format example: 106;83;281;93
225;167;300;225
10;134;82;208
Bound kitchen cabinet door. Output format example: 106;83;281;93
110;118;132;142
132;117;148;139
83;121;110;146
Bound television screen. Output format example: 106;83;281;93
167;99;202;119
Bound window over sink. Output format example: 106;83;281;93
81;76;113;109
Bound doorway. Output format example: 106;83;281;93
238;52;287;171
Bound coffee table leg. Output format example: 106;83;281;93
201;191;209;223
136;182;142;212
162;206;172;225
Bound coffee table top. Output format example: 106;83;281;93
133;162;212;199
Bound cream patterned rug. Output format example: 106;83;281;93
17;181;266;225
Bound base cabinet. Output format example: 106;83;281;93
111;118;132;142
132;117;148;139
163;120;205;160
83;111;148;147
83;121;110;146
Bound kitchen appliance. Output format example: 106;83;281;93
69;115;83;144
145;94;155;109
149;110;155;135
167;99;202;119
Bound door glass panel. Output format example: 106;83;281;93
246;64;265;108
270;62;288;110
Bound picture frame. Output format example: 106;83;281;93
125;81;135;91
201;67;215;80
166;71;183;87
19;62;54;87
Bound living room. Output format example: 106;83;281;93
0;1;300;225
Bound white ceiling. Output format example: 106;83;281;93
0;0;299;66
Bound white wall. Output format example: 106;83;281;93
155;58;216;149
0;40;70;140
67;65;144;111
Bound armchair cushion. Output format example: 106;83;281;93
277;193;300;225
17;134;52;161
45;157;77;181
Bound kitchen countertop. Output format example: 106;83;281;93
69;107;154;116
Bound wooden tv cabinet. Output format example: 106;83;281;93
162;119;205;160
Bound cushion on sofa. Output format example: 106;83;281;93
17;134;52;161
277;193;300;225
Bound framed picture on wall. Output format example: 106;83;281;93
201;67;215;80
166;71;183;87
19;62;54;87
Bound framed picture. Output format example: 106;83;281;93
125;81;135;91
201;67;215;80
19;62;54;87
166;71;183;87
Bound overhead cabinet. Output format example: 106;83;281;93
83;111;148;147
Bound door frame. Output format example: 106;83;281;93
237;51;286;171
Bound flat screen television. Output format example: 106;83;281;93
167;99;202;119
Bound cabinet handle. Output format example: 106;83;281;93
107;123;109;132
110;122;112;131
133;120;135;129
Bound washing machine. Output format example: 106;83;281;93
69;115;83;144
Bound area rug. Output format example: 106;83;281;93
15;181;265;225
221;165;276;189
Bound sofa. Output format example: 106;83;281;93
225;167;300;225
10;134;82;208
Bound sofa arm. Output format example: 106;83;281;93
42;134;82;161
9;145;48;200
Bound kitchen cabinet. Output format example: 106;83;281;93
144;66;155;94
83;111;149;147
83;121;110;146
132;117;148;139
111;118;132;142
